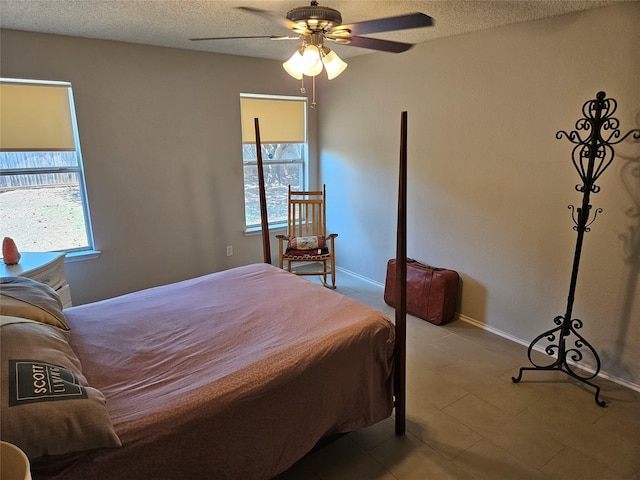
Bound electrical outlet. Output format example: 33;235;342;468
226;245;233;257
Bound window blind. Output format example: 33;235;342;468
240;97;305;144
0;81;75;152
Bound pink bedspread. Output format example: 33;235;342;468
38;264;394;479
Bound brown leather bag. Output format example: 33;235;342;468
384;258;459;325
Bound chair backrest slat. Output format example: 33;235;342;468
287;185;327;239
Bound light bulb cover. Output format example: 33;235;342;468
301;45;323;77
322;50;348;80
283;51;304;80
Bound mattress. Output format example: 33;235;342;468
34;263;394;479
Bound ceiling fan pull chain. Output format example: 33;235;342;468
311;76;317;108
300;76;306;94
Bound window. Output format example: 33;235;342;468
240;94;307;230
0;79;95;253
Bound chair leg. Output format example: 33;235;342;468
330;256;336;289
322;260;328;286
278;238;285;270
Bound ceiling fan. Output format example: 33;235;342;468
191;1;434;81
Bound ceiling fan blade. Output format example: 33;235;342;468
332;12;433;36
333;35;415;54
236;6;310;34
190;35;297;41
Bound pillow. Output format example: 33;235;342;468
288;235;326;250
0;316;121;459
0;277;69;330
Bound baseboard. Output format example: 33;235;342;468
336;265;385;289
458;313;640;393
335;267;640;393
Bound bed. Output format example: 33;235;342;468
1;263;395;479
1;113;410;479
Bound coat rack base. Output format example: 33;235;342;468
512;316;605;407
512;366;605;407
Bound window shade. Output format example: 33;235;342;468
240;97;305;144
0;82;75;151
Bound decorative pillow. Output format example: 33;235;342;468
0;277;69;330
0;316;121;459
288;236;326;250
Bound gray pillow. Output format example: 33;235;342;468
0;277;69;330
0;316;121;459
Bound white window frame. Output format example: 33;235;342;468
240;94;308;232
0;78;96;256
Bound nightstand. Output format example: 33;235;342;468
1;252;72;308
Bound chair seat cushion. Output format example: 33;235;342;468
288;236;325;250
284;248;330;258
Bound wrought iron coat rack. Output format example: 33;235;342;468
512;92;640;407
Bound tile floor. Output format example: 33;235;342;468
274;268;640;480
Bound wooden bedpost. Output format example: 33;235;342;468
394;111;408;435
254;117;271;264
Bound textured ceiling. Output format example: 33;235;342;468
0;0;623;60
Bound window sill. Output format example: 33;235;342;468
64;249;102;262
244;223;287;236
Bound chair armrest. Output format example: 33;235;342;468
276;235;289;253
327;233;337;252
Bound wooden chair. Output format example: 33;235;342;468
276;185;337;288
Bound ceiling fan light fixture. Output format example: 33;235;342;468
283;50;305;79
203;4;434;105
301;44;323;76
321;49;348;80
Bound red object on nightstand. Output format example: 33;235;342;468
2;237;21;265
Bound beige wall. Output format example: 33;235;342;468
318;3;639;387
0;30;318;303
